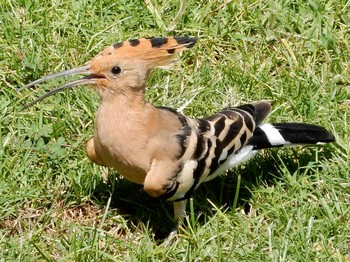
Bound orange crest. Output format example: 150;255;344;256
95;36;197;70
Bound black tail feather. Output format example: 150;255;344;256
248;123;335;150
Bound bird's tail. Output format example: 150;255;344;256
248;123;335;150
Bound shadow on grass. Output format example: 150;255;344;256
91;147;334;240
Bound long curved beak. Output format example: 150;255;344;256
18;65;99;108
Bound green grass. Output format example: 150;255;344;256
1;0;350;260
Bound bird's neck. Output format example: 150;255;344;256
97;84;146;105
96;88;158;132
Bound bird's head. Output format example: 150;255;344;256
19;36;197;107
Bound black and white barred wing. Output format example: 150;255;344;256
169;102;269;201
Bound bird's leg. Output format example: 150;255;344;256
173;199;188;224
163;200;187;245
170;200;188;235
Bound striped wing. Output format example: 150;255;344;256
168;103;265;201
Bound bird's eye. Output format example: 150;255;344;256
111;66;122;75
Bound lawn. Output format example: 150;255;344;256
1;0;349;261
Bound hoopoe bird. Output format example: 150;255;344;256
19;36;335;231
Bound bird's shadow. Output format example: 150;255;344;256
91;147;333;240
